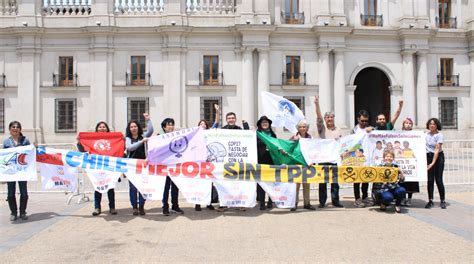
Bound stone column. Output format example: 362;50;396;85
90;49;111;124
318;48;331;115
257;48;269;117
470;52;474;127
333;49;346;128
401;50;416;124
164;48;183;127
242;48;255;125
416;51;429;125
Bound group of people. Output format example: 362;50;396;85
3;97;447;221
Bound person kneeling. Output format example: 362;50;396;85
376;150;406;213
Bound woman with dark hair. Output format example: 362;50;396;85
3;121;31;221
77;121;118;216
126;113;154;215
425;118;446;209
256;116;275;210
398;117;420;207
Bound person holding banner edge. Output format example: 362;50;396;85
77;121;118;216
256;115;275;210
289;120;316;211
160;118;185;216
399;117;420;207
126;113;154;216
425;118;446;209
314;96;343;208
352;110;373;208
3;121;31;221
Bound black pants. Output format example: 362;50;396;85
318;183;340;205
162;176;179;209
427;152;445;201
7;181;28;215
256;184;272;205
353;183;368;200
94;189;115;210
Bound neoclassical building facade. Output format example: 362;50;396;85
0;0;473;143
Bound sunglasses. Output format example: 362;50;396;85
11;126;20;129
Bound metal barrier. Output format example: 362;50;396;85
442;140;474;185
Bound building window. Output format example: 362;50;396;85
361;0;382;26
127;97;149;129
130;56;147;86
439;98;457;129
284;56;302;85
438;58;458;86
437;0;456;28
282;0;304;24
284;96;305;115
58;57;75;86
0;98;4;133
55;99;76;133
202;56;221;85
200;97;222;127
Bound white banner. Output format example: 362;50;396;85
125;173;167;200
85;169;121;193
261;91;305;134
171;177;212;205
258;182;296;208
364;131;427;182
205;130;258;207
40;164;77;192
0;145;37;182
300;138;341;165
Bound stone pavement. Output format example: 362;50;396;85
0;184;473;263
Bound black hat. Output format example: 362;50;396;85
256;115;272;128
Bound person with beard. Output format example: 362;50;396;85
256;116;276;210
314;96;343;208
351;110;372;208
374;100;404;130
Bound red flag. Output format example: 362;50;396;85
79;132;124;157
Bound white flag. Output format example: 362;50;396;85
258;182;296;208
40;164;77;192
85;169;121;194
0;145;37;182
125;173;167;200
261;91;305;134
171;177;212;205
300;138;342;165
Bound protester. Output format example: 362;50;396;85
195;104;220;211
375;150;406;213
126;113;154;216
374;100;404;130
314;96;343;208
160;118;184;216
256;116;276;210
352;110;372;208
289;119;315;211
3;121;31;221
399;117;419;207
425;118;446;209
77;121;118;216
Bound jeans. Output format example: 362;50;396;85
378;186;406;206
94;189;115;210
7;181;28;215
353;183;369;200
318;183;340;206
129;182;145;208
427;152;445;201
162;176;179;209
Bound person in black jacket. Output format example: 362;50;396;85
256;116;275;210
221;112;249;130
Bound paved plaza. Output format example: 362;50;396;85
1;184;473;263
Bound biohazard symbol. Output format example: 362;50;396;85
342;167;357;183
360;167;377;182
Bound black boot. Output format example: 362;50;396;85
8;196;17;221
138;205;146;216
19;195;28;220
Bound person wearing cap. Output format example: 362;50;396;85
256;116;276;210
314;96;344;208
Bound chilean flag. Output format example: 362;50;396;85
79;132;125;158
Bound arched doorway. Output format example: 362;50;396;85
354;67;391;125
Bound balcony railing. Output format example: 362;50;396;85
126;73;151;86
436;17;457;29
437;74;459;87
281;11;304;24
43;0;91;16
53;73;78;87
115;0;164;15
0;0;17;15
199;72;223;85
186;0;236;15
360;14;383;26
282;72;306;86
0;73;5;87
